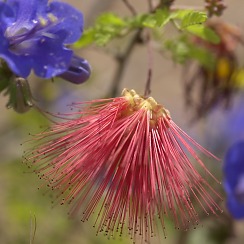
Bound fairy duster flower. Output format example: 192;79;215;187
224;141;244;219
0;0;90;82
26;89;222;242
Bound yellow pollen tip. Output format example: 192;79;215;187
216;57;231;80
122;88;171;121
47;13;58;23
39;17;47;26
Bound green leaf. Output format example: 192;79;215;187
97;13;126;26
93;13;128;46
165;38;189;64
129;14;149;27
180;11;207;28
188;44;216;70
74;13;128;47
154;8;171;27
73;28;95;48
73;10;212;48
142;15;157;28
94;31;115;46
141;9;171;28
186;25;221;44
170;9;192;20
165;35;216;69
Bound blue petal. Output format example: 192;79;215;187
224;141;244;220
0;0;86;79
224;181;233;195
59;56;91;84
0;2;15;30
227;195;244;219
223;141;244;189
6;0;48;35
31;29;73;78
47;1;83;43
0;30;31;77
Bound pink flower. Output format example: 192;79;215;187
26;89;222;242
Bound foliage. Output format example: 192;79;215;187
74;9;219;48
164;35;216;69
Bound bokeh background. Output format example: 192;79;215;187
1;0;244;243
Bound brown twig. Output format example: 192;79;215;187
109;29;142;97
159;0;175;8
148;0;153;12
144;31;153;97
122;0;137;16
113;0;178;98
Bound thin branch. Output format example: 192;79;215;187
144;31;153;97
148;0;153;12
109;29;142;97
144;69;152;97
110;0;190;97
122;0;137;16
159;0;175;8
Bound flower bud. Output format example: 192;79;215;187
6;77;33;113
59;55;91;84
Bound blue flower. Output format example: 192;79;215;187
224;141;244;219
0;0;89;80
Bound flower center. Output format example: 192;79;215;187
5;14;58;55
122;88;171;126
